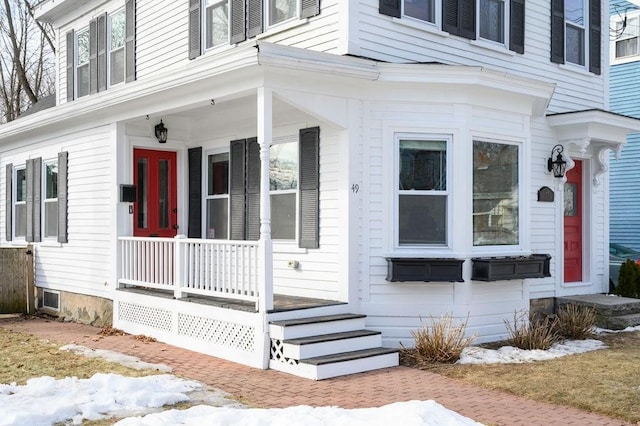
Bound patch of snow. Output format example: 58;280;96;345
458;339;606;364
60;344;173;372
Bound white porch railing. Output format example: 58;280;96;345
119;236;260;306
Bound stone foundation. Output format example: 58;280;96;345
529;297;556;321
37;288;113;327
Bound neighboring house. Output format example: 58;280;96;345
1;0;639;379
610;0;640;252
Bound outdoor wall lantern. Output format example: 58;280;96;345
155;120;168;143
547;144;567;178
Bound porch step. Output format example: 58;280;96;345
283;329;382;359
270;313;367;340
269;313;398;380
557;294;640;330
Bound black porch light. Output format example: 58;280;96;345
547;144;567;178
155;120;168;143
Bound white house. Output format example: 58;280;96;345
1;0;639;379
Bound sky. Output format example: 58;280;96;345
0;326;638;426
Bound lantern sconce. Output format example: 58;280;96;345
547;144;567;178
155;120;168;143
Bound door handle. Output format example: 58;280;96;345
173;208;177;213
173;224;179;229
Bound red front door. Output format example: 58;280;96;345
133;149;178;237
564;160;583;282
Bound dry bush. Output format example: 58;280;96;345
557;304;596;340
505;310;560;350
401;314;476;364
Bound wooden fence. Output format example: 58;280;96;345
0;246;34;314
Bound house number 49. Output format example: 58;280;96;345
351;184;360;193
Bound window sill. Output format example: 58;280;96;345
558;62;593;76
392;17;448;38
469;39;515;56
471;254;551;281
386;257;464;282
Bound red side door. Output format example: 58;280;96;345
564;160;582;282
133;149;178;237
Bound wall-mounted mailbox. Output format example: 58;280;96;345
120;184;136;202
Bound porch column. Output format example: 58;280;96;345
257;87;274;313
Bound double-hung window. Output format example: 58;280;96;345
404;0;435;23
75;28;90;98
565;0;586;66
270;140;298;240
109;9;126;86
472;140;519;246
204;0;229;49
613;15;639;60
44;160;58;239
479;0;506;44
269;0;297;26
206;152;229;239
14;167;27;239
397;136;449;246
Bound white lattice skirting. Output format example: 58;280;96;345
113;290;267;368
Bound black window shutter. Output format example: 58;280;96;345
379;0;400;18
299;127;320;249
188;0;201;59
246;138;261;241
550;0;565;64
125;0;136;82
230;139;247;240
301;0;321;18
32;158;42;242
442;0;459;35
509;0;525;53
25;159;34;242
97;13;107;91
5;164;12;242
188;147;202;238
57;152;68;244
66;30;74;102
458;0;476;40
230;0;247;44
89;19;98;95
589;0;601;74
247;0;263;38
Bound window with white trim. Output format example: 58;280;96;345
75;28;90;98
204;0;229;49
14;167;27;239
397;136;449;246
108;9;126;86
565;0;586;65
270;140;298;240
269;0;298;26
44;160;58;239
404;0;436;23
479;0;506;44
613;14;640;60
472;140;519;246
206;152;229;239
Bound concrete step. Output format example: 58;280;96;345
269;313;367;340
600;312;640;330
282;329;382;359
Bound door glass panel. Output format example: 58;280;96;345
137;158;148;229
159;159;169;229
564;183;577;216
206;198;228;239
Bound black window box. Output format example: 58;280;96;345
471;254;551;281
386;258;464;282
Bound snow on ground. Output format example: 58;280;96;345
0;330;633;426
60;344;173;372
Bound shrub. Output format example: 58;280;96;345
556;304;596;340
615;259;640;298
401;313;476;364
505;310;559;350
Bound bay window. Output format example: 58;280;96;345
397;137;448;246
206;152;229;239
472;140;519;246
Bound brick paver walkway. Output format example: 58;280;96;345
0;315;630;425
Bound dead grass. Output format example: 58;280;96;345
402;331;640;423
